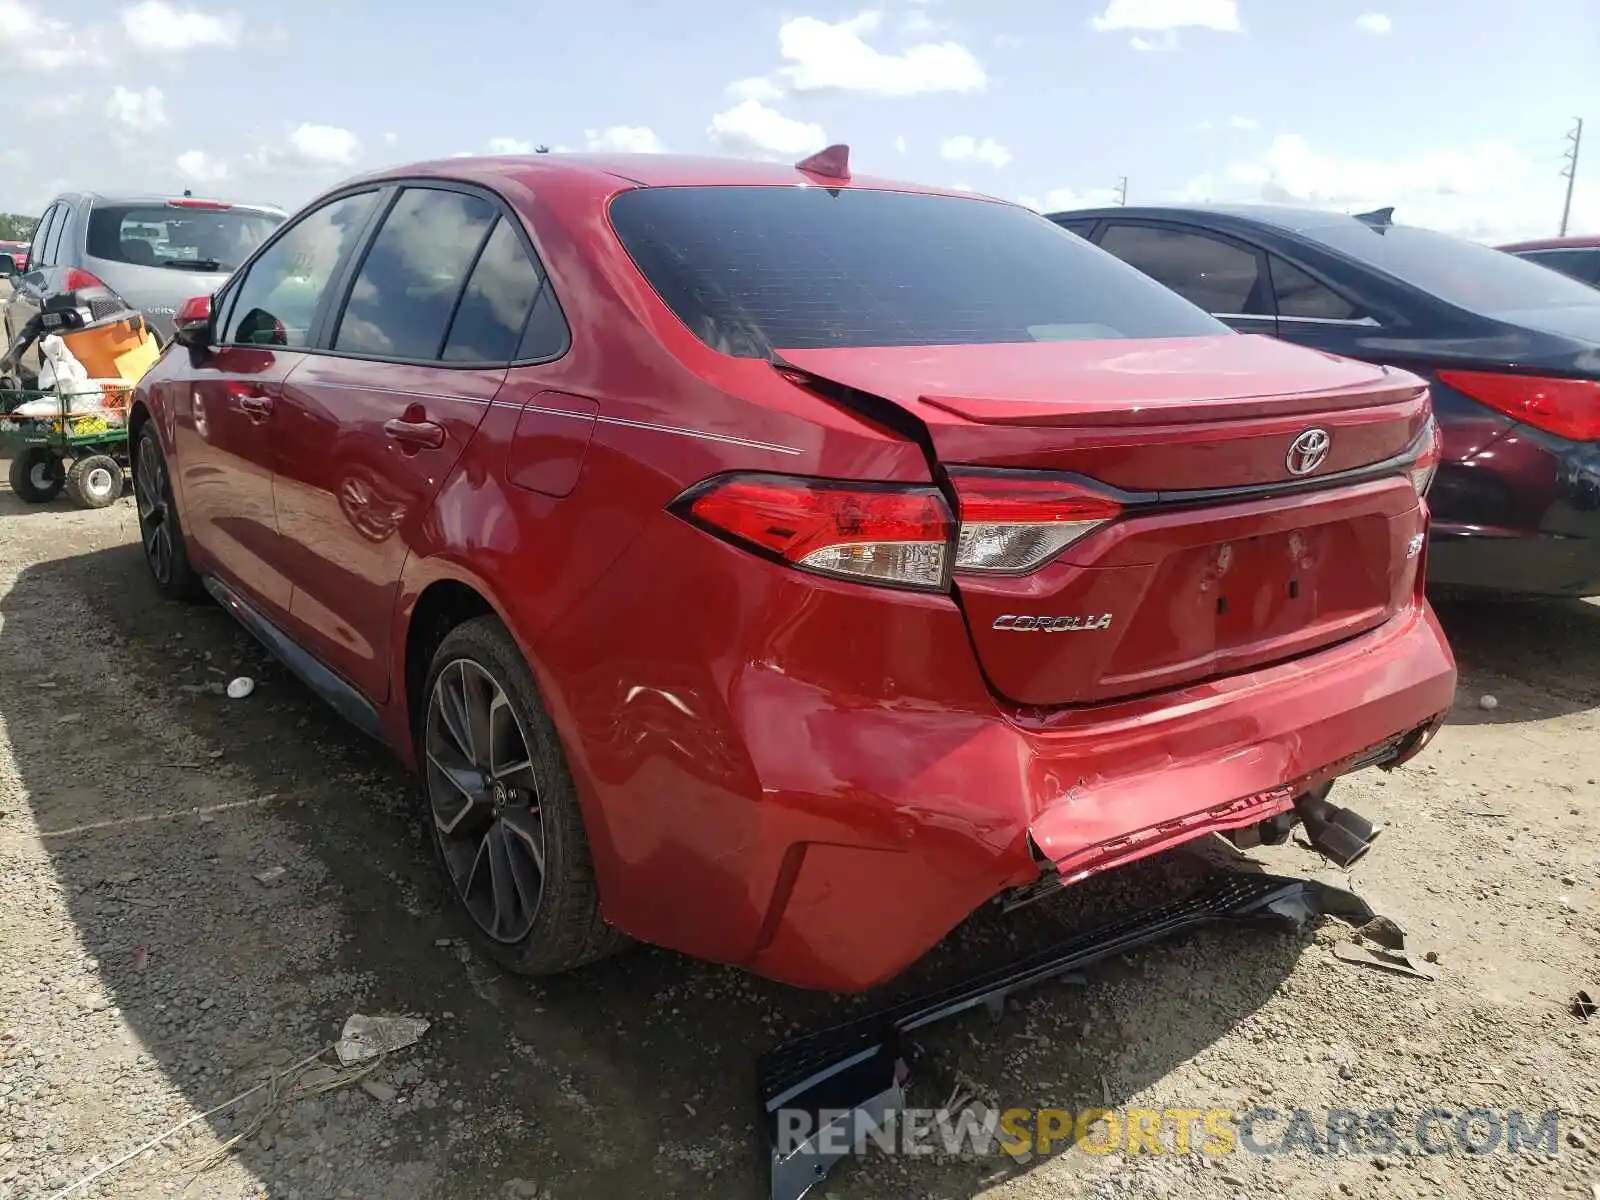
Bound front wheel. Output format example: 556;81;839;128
67;454;124;508
132;423;202;600
420;616;629;975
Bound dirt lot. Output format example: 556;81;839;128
1;479;1597;1200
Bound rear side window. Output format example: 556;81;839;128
334;187;497;360
1097;224;1269;315
441;218;566;363
1304;222;1600;314
85;204;284;272
41;204;71;267
608;187;1226;356
1269;257;1365;320
222;190;379;347
28;205;57;268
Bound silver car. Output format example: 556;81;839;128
0;191;286;379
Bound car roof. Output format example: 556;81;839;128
45;191;287;215
1497;235;1600;251
342;151;989;202
1049;201;1382;236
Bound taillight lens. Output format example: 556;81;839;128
684;474;953;590
1408;414;1442;497
949;472;1122;574
1437;369;1600;442
63;267;109;291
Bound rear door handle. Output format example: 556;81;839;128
238;394;273;420
384;418;445;450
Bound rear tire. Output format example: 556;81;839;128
420;616;629;976
67;454;123;508
131;423;203;601
8;448;64;503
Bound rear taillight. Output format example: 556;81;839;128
63;267;108;291
1408;414;1442;497
1437;369;1600;442
948;472;1122;575
683;474;952;590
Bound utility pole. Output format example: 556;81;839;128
1560;117;1583;236
1115;176;1128;206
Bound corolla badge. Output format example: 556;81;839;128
993;613;1114;632
1286;427;1332;476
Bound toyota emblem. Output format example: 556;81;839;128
1286;428;1332;476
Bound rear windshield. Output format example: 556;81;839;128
1300;221;1600;314
607;186;1228;356
86;204;286;273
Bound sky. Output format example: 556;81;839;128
1;0;1597;243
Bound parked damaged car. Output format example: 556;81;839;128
126;149;1456;996
1056;203;1600;598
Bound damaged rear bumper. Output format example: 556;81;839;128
760;869;1385;1200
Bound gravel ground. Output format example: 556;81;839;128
0;478;1597;1200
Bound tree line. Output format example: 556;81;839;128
0;213;39;241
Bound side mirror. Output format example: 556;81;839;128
0;254;15;278
172;294;213;348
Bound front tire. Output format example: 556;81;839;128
132;423;202;600
8;448;64;503
67;454;124;508
420;616;628;975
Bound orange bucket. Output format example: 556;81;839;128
60;317;162;384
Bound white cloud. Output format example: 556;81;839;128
382;132;398;147
486;136;534;155
1175;133;1598;243
707;99;826;160
0;0;105;69
1355;13;1392;34
105;84;167;129
175;149;229;184
894;134;908;155
27;90;87;117
1091;0;1240;32
286;123;361;166
729;75;783;102
772;12;986;96
583;126;666;153
1130;31;1176;51
121;0;241;51
1230;115;1259;130
940;135;1011;169
1019;185;1127;213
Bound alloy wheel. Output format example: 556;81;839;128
425;658;547;943
134;437;173;584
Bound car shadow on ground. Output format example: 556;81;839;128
4;531;1500;1199
1431;592;1600;725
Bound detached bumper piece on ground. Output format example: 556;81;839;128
759;868;1388;1200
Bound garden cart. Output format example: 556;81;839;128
1;381;134;508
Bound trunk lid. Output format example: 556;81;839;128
778;335;1432;706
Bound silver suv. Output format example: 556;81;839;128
0;191;286;379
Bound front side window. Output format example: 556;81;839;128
1097;223;1270;316
221;190;379;348
608;187;1226;356
333;187;497;360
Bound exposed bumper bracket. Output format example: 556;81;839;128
759;869;1377;1200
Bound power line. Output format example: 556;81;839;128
1559;118;1583;237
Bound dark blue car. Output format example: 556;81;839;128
1052;203;1600;597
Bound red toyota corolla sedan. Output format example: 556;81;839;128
127;150;1457;992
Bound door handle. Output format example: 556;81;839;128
238;394;273;420
384;418;445;450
